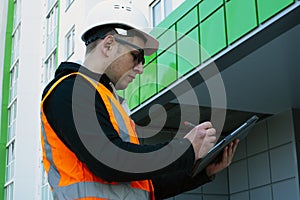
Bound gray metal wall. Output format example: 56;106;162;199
168;110;299;200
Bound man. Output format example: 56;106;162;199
40;1;238;199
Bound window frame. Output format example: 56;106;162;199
42;51;57;85
4;182;14;200
9;62;18;103
46;4;58;56
65;26;75;60
150;0;185;26
13;0;21;30
7;100;17;143
65;0;75;11
5;140;16;183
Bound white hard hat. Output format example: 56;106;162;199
81;0;159;56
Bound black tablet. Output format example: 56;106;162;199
191;115;259;177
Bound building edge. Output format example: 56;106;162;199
0;0;14;199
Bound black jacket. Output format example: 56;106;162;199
42;62;212;199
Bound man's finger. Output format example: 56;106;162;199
206;128;216;136
197;121;213;130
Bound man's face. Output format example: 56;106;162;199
105;35;145;90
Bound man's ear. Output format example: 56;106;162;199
100;35;115;57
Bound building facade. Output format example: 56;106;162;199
0;0;299;199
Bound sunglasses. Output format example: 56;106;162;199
114;36;145;65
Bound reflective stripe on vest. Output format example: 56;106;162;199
40;72;154;200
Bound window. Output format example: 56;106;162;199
66;0;75;10
13;0;21;30
11;27;20;65
151;0;185;26
44;1;58;84
8;62;18;141
152;1;162;27
4;182;14;200
43;52;56;85
5;141;15;182
164;0;173;18
47;0;57;12
9;62;18;102
12;0;21;64
65;26;75;59
8;101;17;142
46;4;58;55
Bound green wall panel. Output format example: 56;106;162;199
125;77;140;109
257;0;294;23
226;0;258;44
199;0;223;21
178;27;200;76
143;0;296;110
140;62;157;103
157;46;177;91
144;52;156;65
157;25;176;55
200;7;227;61
177;7;198;35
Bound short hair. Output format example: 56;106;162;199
84;25;117;54
83;24;147;54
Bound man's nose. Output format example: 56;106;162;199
133;62;144;74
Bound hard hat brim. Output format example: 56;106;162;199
135;29;159;56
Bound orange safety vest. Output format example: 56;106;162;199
40;72;155;200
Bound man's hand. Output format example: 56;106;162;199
205;139;239;177
184;122;217;160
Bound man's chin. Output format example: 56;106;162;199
115;82;128;90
